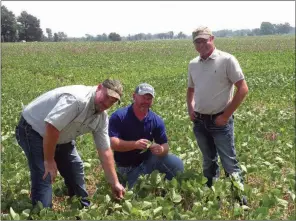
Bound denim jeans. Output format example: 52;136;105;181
193;114;243;187
15;116;90;208
116;153;184;188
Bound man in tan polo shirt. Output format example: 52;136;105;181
186;26;249;205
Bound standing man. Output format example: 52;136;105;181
109;83;184;188
15;79;126;208
186;26;248;204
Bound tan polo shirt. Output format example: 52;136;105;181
22;85;110;150
188;49;244;114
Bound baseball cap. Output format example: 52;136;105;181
102;79;123;100
135;83;155;98
192;26;213;42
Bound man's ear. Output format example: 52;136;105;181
132;93;136;102
97;84;102;91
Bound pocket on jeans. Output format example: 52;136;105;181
211;118;230;130
193;117;203;125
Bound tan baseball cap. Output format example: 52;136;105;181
192;26;213;41
102;79;123;100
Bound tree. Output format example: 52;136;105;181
177;31;187;39
57;32;67;41
53;33;59;42
17;11;43;41
108;32;121;41
260;22;275;35
251;28;261;36
168;31;174;39
1;6;17;42
46;28;53;41
274;23;292;34
85;34;94;41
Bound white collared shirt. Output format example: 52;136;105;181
188;48;244;114
22;85;110;149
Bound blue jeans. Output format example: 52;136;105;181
15;116;90;208
193;114;243;186
116;153;184;188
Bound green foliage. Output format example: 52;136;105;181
1;6;17;42
17;11;43;42
1;36;295;220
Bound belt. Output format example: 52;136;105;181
195;111;224;120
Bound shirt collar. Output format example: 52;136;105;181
128;104;152;122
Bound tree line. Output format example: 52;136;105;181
1;5;295;43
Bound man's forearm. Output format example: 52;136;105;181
97;148;119;185
186;88;195;113
43;123;59;162
223;85;248;118
110;137;136;152
160;143;169;156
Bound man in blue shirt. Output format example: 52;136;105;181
109;83;184;188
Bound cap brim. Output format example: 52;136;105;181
106;88;121;100
193;34;211;41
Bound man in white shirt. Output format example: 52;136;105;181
187;26;249;205
15;79;125;208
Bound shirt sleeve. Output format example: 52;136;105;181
187;64;194;88
93;113;110;150
153;117;168;145
108;112;122;138
44;94;79;131
226;55;245;84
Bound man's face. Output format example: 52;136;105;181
95;85;118;112
193;36;214;55
133;93;153;112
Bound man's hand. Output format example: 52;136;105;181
150;143;164;156
111;182;126;200
189;110;197;122
134;139;150;150
215;114;229;126
43;160;58;183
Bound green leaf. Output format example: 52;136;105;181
10;207;20;220
172;192;182;203
20;189;29;195
254;207;269;217
153;206;163;216
276;197;288;208
124;190;134;200
170;178;178;188
83;162;91;168
104;194;111;204
123;200;132;214
232;180;244;191
242;205;250;210
22;209;31;218
234;207;242;217
240;165;247;173
113;203;122;210
142;201;152;209
139;141;152;154
150;170;161;185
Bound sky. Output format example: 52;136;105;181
2;1;295;38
